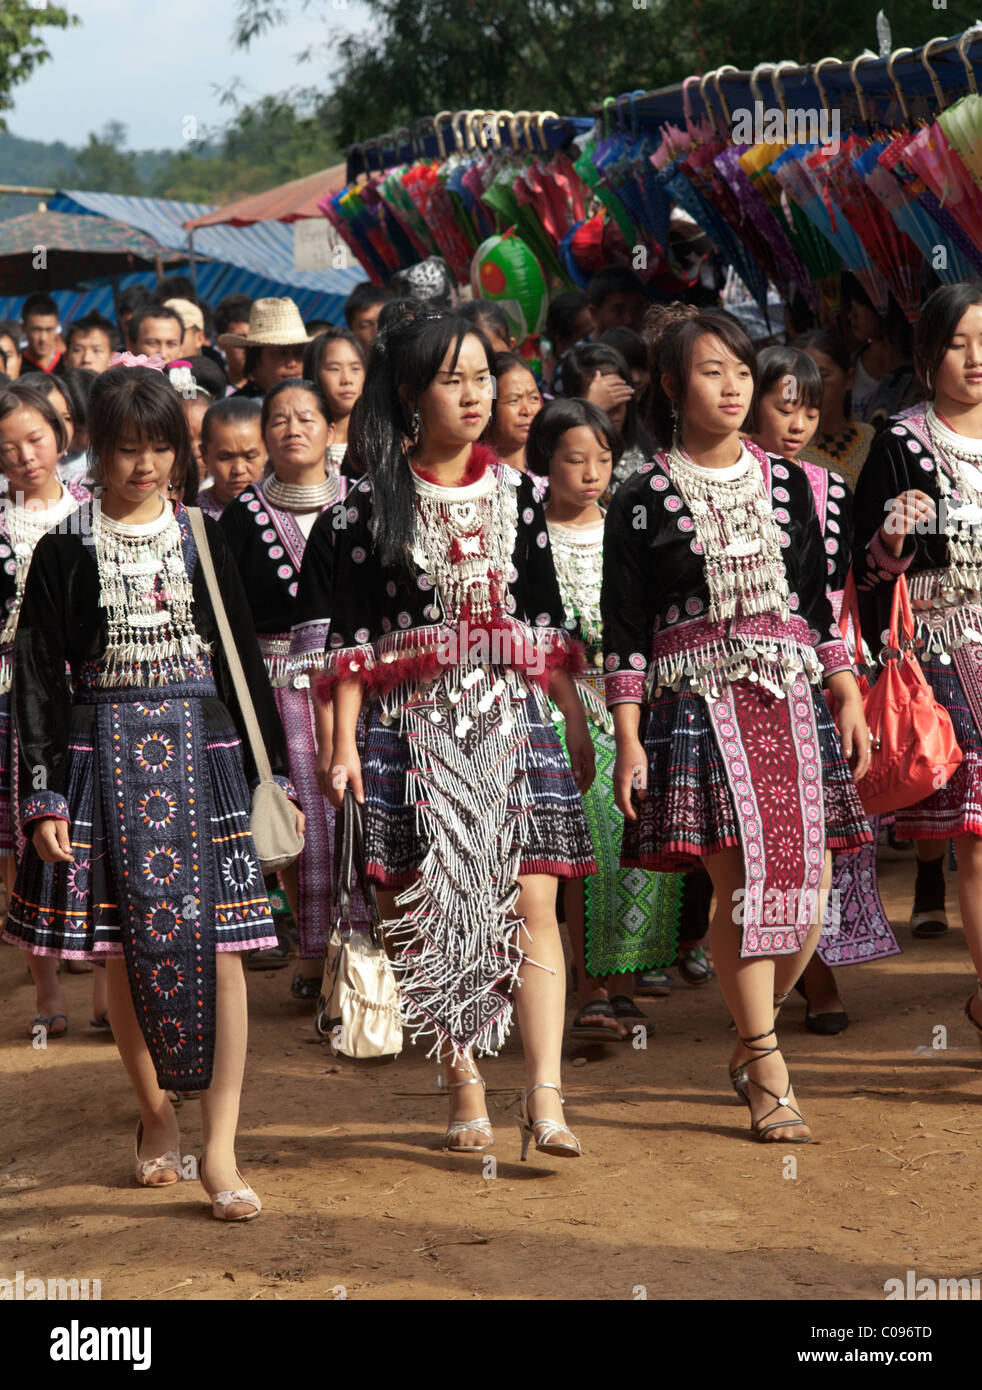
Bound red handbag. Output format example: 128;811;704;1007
837;568;962;815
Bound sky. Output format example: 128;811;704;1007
9;0;370;150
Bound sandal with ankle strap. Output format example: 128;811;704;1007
964;986;982;1057
520;1082;581;1160
734;1029;811;1143
438;1073;494;1155
730;991;792;1103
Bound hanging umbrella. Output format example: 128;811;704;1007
857;137;977;285
820;134;922;321
0;210;182;294
938;94;982;194
881;126;982;276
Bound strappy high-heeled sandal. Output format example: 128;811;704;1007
439;1073;495;1155
134;1119;181;1187
734;1029;811;1144
964;985;982;1057
730;991;793;1103
520;1082;581;1160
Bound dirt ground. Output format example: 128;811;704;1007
2;848;981;1303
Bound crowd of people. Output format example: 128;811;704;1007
1;256;981;1223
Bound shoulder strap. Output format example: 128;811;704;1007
187;506;273;785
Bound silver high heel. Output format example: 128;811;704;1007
519;1082;581;1159
438;1073;495;1155
731;989;793;1104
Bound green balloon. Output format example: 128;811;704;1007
471;233;548;342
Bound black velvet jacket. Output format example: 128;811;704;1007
12;506;292;827
319;448;575;698
851;412;952;649
601;451;849;705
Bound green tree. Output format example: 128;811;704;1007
0;1;77;132
56;122;142;193
149;94;339;202
231;0;978;147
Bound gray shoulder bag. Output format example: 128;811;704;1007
188;506;304;875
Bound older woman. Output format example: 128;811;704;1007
220;379;341;995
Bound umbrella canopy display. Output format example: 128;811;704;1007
182;165;348;229
0;210;180;293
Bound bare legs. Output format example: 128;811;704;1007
106;958;180;1182
705;848;833;1141
377;873;574;1145
954;836;982;1028
107;953;253;1212
565;878;627;1039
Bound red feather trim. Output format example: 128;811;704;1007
410;441;500;487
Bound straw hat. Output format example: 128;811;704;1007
217;297;314;349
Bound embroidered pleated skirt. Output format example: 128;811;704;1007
362;686;596;888
622;677;871;870
4;691;275;960
0;690;14;856
894;656;982;840
558;679;681;976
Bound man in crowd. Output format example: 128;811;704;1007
166;298;206;358
62;311;116;373
21;291;62;373
115;286;154;347
128;303;184;360
587;266;648;334
344;282;390;354
0;320;23;379
214;294;254;392
217;298;313;399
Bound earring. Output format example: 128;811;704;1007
167;481;174;492
925;369;933;393
410;409;421;441
670;402;680;448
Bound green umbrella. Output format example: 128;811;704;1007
0;210;182;294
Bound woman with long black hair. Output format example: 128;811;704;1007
853;282;982;1050
321;313;597;1159
603;307;872;1143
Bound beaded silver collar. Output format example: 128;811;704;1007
262;471;340;512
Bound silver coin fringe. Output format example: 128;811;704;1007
380;666;533;1068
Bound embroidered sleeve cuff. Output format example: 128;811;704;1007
20;790;70;830
287;619;332;680
251;774;300;806
816;639;852;678
605;672;645;706
868;528;914;576
314;642;376;704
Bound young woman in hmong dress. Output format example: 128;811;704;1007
221;380;340;997
322;314;597;1159
303;327;366;477
603;310;872;1144
528;398;681;1042
196;396;267;521
796;331;876;493
750;348;899;1035
852;284;982;1050
2;366;302;1220
0;381;90;1036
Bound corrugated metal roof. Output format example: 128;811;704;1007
50;190;362;297
0;260;355;328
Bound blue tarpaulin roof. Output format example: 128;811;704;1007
0;189;362;327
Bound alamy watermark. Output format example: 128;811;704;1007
0;1270;101;1300
729;101;840;154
